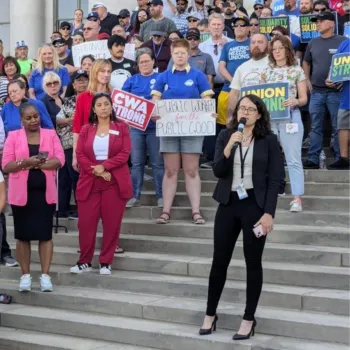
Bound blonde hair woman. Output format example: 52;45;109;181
29;44;70;100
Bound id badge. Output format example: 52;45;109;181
286;123;299;134
235;183;248;200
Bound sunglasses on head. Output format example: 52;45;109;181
46;81;59;87
234;23;248;27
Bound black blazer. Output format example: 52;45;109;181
212;129;281;217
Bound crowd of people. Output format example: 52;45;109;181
0;0;349;340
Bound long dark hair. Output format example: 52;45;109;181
134;9;150;33
88;93;118;124
227;94;272;140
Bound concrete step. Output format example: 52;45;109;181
1;282;349;345
4;247;350;289
8;234;348;267
2;266;349;316
0;326;153;350
144;168;350;183
143;180;350;197
0;304;349;349
136;192;349;212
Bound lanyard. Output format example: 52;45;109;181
152;41;164;60
239;138;253;179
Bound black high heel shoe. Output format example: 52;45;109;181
232;319;257;340
199;315;218;335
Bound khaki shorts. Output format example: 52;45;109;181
338;109;350;130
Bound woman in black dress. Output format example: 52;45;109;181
2;102;65;292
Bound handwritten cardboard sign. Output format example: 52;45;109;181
156;99;216;137
111;89;155;131
330;53;350;83
72;41;135;67
299;13;338;43
240;83;290;120
258;17;290;36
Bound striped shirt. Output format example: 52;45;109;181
0;76;9;104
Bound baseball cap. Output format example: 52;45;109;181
233;16;250;25
60;21;71;29
52;38;66;47
15;40;28;49
150;21;167;37
92;2;107;9
72;70;89;81
186;12;201;20
87;11;99;20
119;9;130;18
254;0;264;7
149;0;164;6
186;28;200;40
73;28;84;36
311;12;336;22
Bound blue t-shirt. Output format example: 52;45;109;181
152;67;212;100
122;72;159;128
29;67;70;100
337;40;350;110
219;39;251;92
1;98;54;134
274;8;300;16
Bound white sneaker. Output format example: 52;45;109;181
19;274;32;292
157;198;163;208
99;264;112;275
70;263;92;274
40;274;53;292
126;198;141;208
290;199;302;212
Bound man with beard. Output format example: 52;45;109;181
300;0;313;14
188;0;210;20
224;1;247;34
227;33;269;117
275;0;300;15
173;0;190;30
139;0;177;42
15;41;34;76
107;35;136;90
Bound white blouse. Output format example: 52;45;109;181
93;135;109;160
231;142;254;191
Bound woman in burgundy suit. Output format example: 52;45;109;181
69;93;132;275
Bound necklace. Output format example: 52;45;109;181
242;134;252;142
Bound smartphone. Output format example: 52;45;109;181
253;224;265;238
37;151;49;160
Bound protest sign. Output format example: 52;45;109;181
299;13;338;43
258;17;290;36
111;89;155;131
124;43;136;61
240;83;289;120
156;99;216;137
329;53;350;83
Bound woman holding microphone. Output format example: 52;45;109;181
199;95;281;340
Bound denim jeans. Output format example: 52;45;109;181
271;109;304;196
308;91;341;163
130;127;164;200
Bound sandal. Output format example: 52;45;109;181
156;212;170;224
192;212;205;225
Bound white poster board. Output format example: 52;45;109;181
156;99;216;137
72;41;136;67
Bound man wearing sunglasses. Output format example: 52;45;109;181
59;22;73;50
187;12;201;29
118;9;132;37
251;0;264;18
53;38;76;75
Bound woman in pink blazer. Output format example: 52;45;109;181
2;102;65;293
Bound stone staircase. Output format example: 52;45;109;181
0;169;349;350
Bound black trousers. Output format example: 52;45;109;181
0;212;11;258
206;190;266;321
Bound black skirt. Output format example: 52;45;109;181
12;144;55;241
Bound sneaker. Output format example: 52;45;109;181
157;198;163;208
19;274;32;292
126;198;141;208
327;157;350;170
302;137;310;149
303;160;319;169
99;264;112;275
278;192;286;197
200;161;213;169
70;263;92;274
2;256;19;267
40;274;53;292
68;212;78;220
290;199;302;212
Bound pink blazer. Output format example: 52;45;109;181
2;128;65;206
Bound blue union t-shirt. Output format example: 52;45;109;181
337;40;350;110
219;39;250;92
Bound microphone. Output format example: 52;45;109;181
232;117;247;149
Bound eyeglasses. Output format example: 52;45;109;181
238;106;257;114
139;15;148;18
271;46;285;52
61;27;70;31
89;17;99;21
234;24;248;27
188;19;199;22
187;37;199;41
54;44;65;48
250;23;259;27
46;81;60;87
314;7;326;12
83;27;94;31
254;6;264;10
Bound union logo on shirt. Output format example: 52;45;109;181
184;79;194;86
